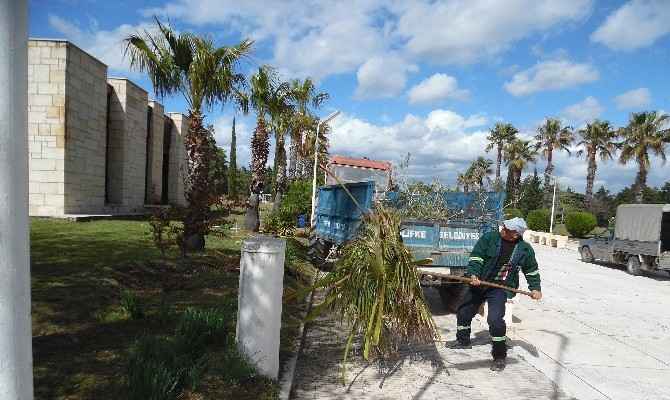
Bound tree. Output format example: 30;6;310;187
125;19;252;251
591;186;614;226
245;66;293;231
270;92;296;212
661;181;670;203
227;117;238;200
504;139;537;206
518;169;543;216
467;157;493;190
486;122;518;189
535;118;574;206
288;78;328;179
576;120;618;209
618;111;670;203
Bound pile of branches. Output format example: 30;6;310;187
311;206;438;379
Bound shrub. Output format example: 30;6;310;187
121;290;145;320
527;209;551;232
262;210;296;237
281;180;311;218
175;307;231;357
504;208;523;219
147;208;176;257
565;212;597;238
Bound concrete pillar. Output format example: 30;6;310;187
0;0;35;398
236;236;286;379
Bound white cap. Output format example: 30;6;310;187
503;217;528;236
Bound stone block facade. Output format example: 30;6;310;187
28;39;188;216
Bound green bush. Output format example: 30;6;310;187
175;307;232;356
121;290;145;320
262;210;296;236
565;212;597;238
504;208;523;219
527;209;551;232
281;180;311;218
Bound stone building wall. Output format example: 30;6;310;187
64;44;108;214
167;113;188;207
28;38;188;216
107;78;149;212
147;101;164;204
27;40;67;216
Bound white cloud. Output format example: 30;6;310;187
504;59;599;96
562;96;604;125
591;0;670;51
355;55;418;99
144;0;594;81
48;15;152;74
407;73;469;104
328;109;491;183
394;0;593;64
614;87;652;110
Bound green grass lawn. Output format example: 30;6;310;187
30;216;314;399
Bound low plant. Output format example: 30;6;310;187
527;209;551;232
565;211;597;238
121;290;145;320
126;336;187;400
175;307;231;357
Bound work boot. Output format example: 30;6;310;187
490;358;506;371
449;339;472;349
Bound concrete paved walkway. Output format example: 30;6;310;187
508;245;670;400
290;245;670;399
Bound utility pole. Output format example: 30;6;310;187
0;0;34;399
550;177;558;234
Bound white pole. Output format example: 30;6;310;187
310;123;321;228
550;177;557;234
0;0;34;399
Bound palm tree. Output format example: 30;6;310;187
125;19;252;251
271;108;296;212
457;172;472;193
289;78;329;179
504;139;538;205
245;66;293;231
619;111;670;203
576;120;618;209
468;157;493;190
486;122;518;189
535;118;574;206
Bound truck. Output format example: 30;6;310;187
309;181;505;310
578;204;670;275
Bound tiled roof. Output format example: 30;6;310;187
329;155;392;171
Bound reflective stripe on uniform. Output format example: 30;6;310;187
457;325;471;331
525;270;540;276
469;256;484;263
491;336;506;342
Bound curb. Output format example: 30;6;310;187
278;272;319;400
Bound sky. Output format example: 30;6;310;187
28;0;670;193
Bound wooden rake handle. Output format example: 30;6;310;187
419;270;534;297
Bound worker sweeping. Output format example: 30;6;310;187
451;217;542;371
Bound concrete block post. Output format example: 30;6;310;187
236;236;286;380
0;0;35;398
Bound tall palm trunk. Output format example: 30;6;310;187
182;110;216;251
245;117;270;231
634;156;648;204
584;148;597;210
273;130;287;212
543;146;554;207
288;138;299;181
495;145;503;188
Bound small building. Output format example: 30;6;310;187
326;155;392;192
27;39;188;217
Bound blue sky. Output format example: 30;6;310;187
29;0;670;192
